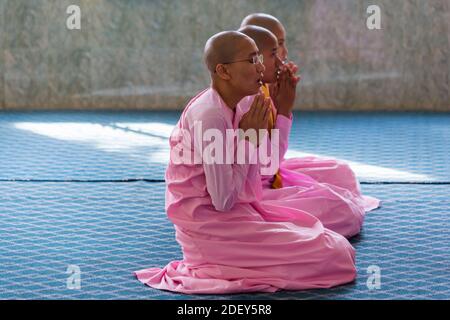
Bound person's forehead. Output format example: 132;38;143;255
237;38;259;55
270;23;286;41
259;35;278;52
266;34;278;47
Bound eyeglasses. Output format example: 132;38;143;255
222;54;264;65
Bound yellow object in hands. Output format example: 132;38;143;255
261;84;283;189
260;84;275;133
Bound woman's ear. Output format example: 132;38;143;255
215;64;231;80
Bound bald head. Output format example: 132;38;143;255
241;13;288;61
203;31;255;73
240;13;283;33
238;25;277;53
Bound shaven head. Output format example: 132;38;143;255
203;30;265;98
241;13;283;33
240;13;288;61
238;25;281;84
203;31;254;74
238;25;277;53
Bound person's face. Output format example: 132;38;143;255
271;24;288;62
226;40;266;96
261;38;283;84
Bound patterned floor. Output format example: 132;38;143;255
1;111;449;183
0;111;449;299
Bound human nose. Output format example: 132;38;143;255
275;55;283;67
256;61;265;73
278;46;288;62
283;46;289;61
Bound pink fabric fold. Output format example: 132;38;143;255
135;88;379;294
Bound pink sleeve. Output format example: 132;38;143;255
274;113;293;161
198;116;262;212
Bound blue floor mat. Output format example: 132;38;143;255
0;182;449;300
1;111;449;182
0;111;180;182
1;111;449;299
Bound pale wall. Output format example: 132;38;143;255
0;0;449;111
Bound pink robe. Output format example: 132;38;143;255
236;95;381;238
135;88;364;294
